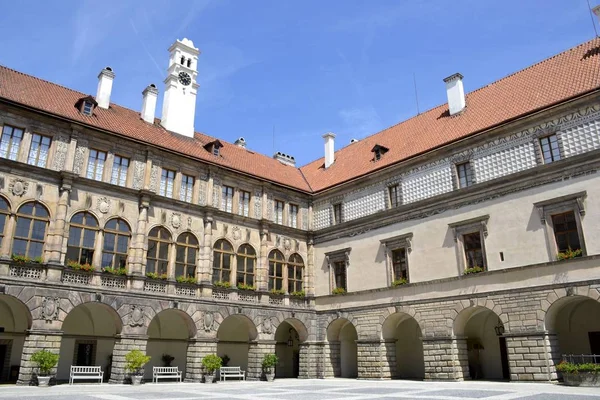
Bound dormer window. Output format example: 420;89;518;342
204;140;223;157
371;144;389;161
75;96;98;116
213;145;220;156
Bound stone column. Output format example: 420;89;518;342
128;192;150;289
45;173;75;281
322;340;340;377
382;339;397;379
306;237;315;297
17;329;62;385
199;214;213;286
422;336;467;381
257;224;269;293
357;339;385;379
298;341;322;379
247;340;276;380
0;213;16;259
505;332;559;381
109;334;148;384
185;339;217;382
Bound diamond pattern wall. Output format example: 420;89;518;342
562;119;600;158
472;142;536;183
402;165;454;204
314;205;331;230
343;185;386;222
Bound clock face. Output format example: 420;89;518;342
178;71;191;86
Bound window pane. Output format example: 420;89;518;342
117;236;129;253
15;218;31;238
103;233;115;251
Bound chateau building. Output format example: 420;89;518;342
0;37;599;384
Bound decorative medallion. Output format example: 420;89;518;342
41;297;59;322
283;238;291;251
129;305;145;327
261;317;274;335
203;312;215;332
171;213;182;229
8;178;28;197
232;226;241;241
97;197;111;214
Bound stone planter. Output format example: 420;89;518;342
37;375;52;387
264;369;275;382
131;374;143;385
203;372;217;383
562;372;600;387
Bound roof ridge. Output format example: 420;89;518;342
0;64;92;99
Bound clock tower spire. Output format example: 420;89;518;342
160;38;199;137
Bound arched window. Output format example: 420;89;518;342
102;218;131;268
212;239;233;284
176;233;198;279
0;197;9;245
147;226;171;275
180;56;185;65
288;253;304;294
268;250;285;291
66;212;98;265
236;244;256;287
12;202;49;259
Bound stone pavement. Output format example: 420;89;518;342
0;379;599;400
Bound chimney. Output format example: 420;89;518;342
323;132;336;168
141;84;158;123
234;137;247;148
443;73;466;116
273;152;295;166
96;66;114;109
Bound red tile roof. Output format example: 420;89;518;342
0;66;312;192
0;38;598;194
300;38;600;192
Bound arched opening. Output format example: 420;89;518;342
58;303;122;382
545;296;600;358
454;307;508;380
326;318;357;378
274;318;308;378
0;294;31;383
382;313;424;379
146;309;195;380
217;315;257;373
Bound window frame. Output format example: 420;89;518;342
538;134;562;164
332;203;343;225
239;190;251;217
27;133;52;168
212;239;234;285
287;253;304;294
455;161;474;189
380;233;412;285
175;232;199;279
110;155;130;187
0;125;24;161
159;168;176;198
268;249;285;291
180;173;195;202
0;197;10;248
288;203;299;228
101;218;131;269
325;247;351;293
86;149;107;181
66;212;99;267
388;184;402;208
448;215;489;273
146;226;171;276
236;244;256;287
12;202;49;259
274;200;284;225
222;185;234;213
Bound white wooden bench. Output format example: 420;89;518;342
220;366;245;381
69;366;103;385
153;366;182;383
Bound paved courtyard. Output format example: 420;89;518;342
0;379;598;400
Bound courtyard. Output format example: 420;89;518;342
0;379;598;400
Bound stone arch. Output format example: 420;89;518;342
14;199;53;220
147;223;174;239
217;313;259;373
274;318;308;378
544;291;600;358
326;317;358;378
381;310;424;379
0;294;31;383
0;194;13;210
57;301;123;382
66;208;101;224
58;292;124;326
236;241;257;254
453;306;508;380
146;308;197;339
322;312;360;339
212;236;233;248
104;216;134;231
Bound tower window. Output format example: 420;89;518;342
181;56;185;65
187;59;191;68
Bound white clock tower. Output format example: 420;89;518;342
160;38;200;137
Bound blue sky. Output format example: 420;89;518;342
0;1;598;166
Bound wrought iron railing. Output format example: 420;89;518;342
562;354;600;364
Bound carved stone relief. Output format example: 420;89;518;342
232;226;241;241
72;140;87;175
261;317;274;334
97;197;111;214
51;134;69;171
132;154;146;190
128;305;145;327
171;213;182;229
202;312;215;332
254;190;262;218
41;297;59;322
149;163;160;193
212;177;221;208
8;178;28;197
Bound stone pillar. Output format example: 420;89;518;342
298;341;321;379
185;339;217;382
322;341;340;377
199;214;213;286
257;224;269;292
306;237;315;297
422;336;467;381
128;193;150;288
247;340;276;380
17;329;62;385
0;213;16;259
505;332;559;382
109;334;148;384
357;339;384;379
45;173;74;268
382;339;397;379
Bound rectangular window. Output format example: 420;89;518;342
83;101;93;116
456;162;473;188
389;184;401;208
274;200;284;224
552;211;581;253
86;149;107;181
27;134;51;167
463;232;484;269
539;134;561;164
110;155;129;187
0;125;24;161
159;169;175;197
239;190;251;217
391;248;408;282
180;174;195;202
222;186;234;212
334;261;347;291
333;203;343;224
289;204;298;228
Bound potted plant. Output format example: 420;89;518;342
146;272;167;280
125;349;151;385
557;360;600;386
392;278;408;287
463;266;484;275
332;287;346;295
66;260;95;273
176;275;196;284
237;283;255;291
557;248;583;261
162;353;174;367
213;281;231;289
262;353;278;382
31;349;59;386
201;354;222;383
102;266;127;276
